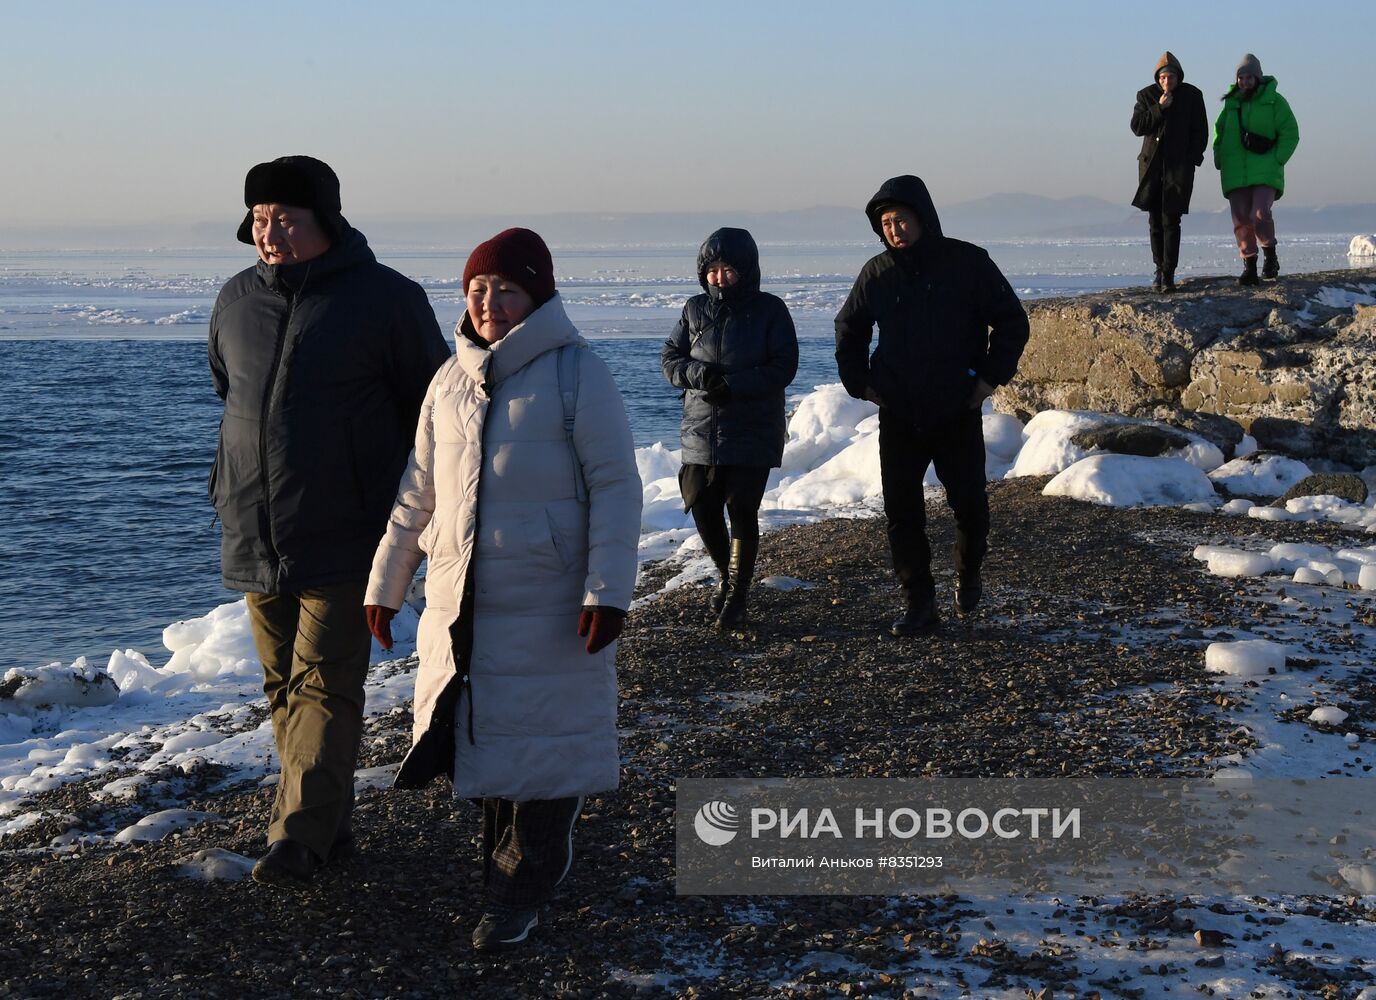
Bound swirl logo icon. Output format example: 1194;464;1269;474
693;800;740;846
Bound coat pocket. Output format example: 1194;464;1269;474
525;509;565;572
208;447;222;506
207;418;225;506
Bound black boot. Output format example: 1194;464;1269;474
1163;222;1181;291
953;570;983;618
252;839;320;889
716;537;757;629
891;596;940;638
1151;267;1164;293
1239;256;1260;286
695;520;732;619
1149;228;1164;291
1262;246;1280;279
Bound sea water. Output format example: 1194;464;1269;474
0;236;1360;671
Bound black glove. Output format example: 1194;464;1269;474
703;373;732;406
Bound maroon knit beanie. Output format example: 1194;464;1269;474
462;228;556;305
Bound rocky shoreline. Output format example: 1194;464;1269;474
1008;267;1376;467
3;478;1375;999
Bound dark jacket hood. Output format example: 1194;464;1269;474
1154;51;1185;84
696;227;761;302
864;175;944;246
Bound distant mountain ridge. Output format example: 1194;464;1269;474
6;195;1376;250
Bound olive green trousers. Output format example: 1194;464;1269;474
245;581;371;862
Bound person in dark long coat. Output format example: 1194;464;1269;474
1130;51;1209;292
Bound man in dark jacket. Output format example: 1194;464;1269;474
835;175;1029;637
1131;51;1209;292
208;156;450;887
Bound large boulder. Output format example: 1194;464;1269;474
1185;303;1376;467
998;269;1376;467
1070;423;1189;457
1275;473;1369;507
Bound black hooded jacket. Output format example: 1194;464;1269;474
1130;56;1209;215
661;228;799;467
834;176;1029;430
208;228;450;593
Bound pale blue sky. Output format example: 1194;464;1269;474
2;0;1372;225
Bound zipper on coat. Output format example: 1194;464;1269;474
257;289;298;574
711;309;726;463
460;371;490;749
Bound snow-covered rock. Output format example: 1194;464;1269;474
1;660;119;712
1208;454;1311;497
1205;639;1287;678
1043;454;1216;508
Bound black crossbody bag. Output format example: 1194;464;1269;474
1237;105;1277;154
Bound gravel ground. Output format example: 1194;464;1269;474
2;477;1374;999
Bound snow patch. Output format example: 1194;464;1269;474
1043;454;1216;508
174;847;256;881
1204;640;1288;678
113;808;221;844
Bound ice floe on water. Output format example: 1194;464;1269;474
52;302;148;325
153;307;210;325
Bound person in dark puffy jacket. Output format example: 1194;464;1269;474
208;156;450;888
1130;51;1209;292
661;228;798;628
835;175;1028;638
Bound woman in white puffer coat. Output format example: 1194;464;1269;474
363;228;641;953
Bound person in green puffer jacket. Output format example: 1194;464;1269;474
1213;53;1299;285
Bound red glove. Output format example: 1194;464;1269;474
365;605;397;650
577;606;626;654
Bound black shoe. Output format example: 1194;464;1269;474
716;537;758;630
1161;269;1177;293
1239;256;1260;286
252;839;319;889
890;599;940;638
1151;268;1163;293
472;908;539;953
1262;246;1279;279
953;573;983;618
328;829;355;864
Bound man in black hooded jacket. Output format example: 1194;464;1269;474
208;156;450;887
835;175;1029;637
